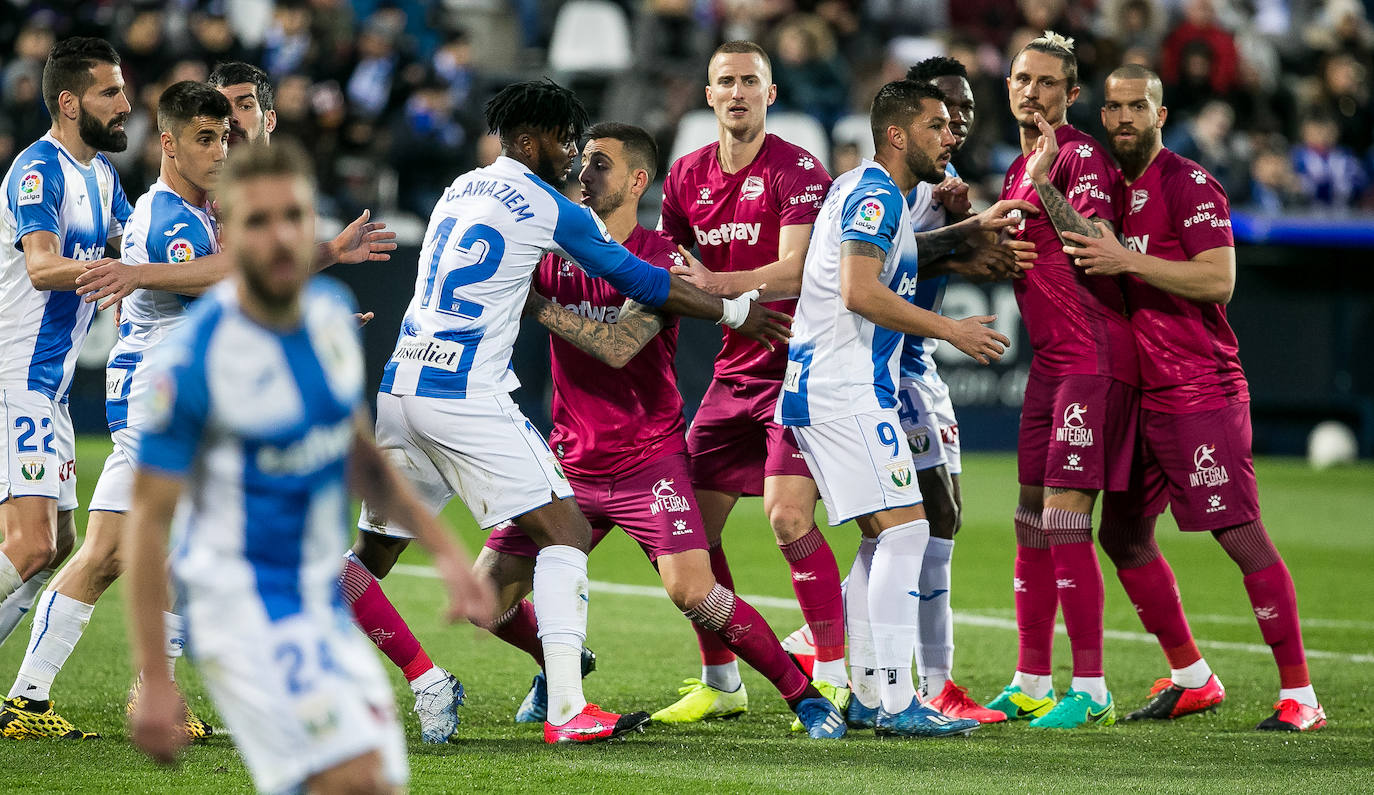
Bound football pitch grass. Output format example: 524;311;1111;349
1;439;1370;792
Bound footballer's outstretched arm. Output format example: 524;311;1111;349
839;239;1009;365
347;412;495;625
525;290;666;368
124;468;191;764
670;223;813;301
1062;228;1236;303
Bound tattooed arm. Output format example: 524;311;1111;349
525;289;666;368
913;199;1041;267
1024;112;1112;242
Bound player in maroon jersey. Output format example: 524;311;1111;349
984;31;1137;729
1059;65;1325;732
476;122;845;738
656;40;848;722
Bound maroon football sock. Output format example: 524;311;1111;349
1013;507;1056;676
1243;560;1311;689
340;555;433;681
693;543;738;666
778;526;846;663
1043;507;1105;678
1117;556;1201;669
492;599;545;668
686;584;809;701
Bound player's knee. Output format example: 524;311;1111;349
922;492;959;540
9;539;57;579
352;533;407;578
307;759;390;795
765;503;812;543
666;576;714;613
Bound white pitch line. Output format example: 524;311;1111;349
391;564;1374;665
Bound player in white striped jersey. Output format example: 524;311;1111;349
347;79;788;744
0;41;132;740
124;140;492;792
778;79;1027;737
2;81;231;740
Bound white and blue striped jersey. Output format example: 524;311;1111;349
778;160;920;426
380;155;672;399
898;163;957;383
107;180;218;432
137;278;366;621
0;133;132;401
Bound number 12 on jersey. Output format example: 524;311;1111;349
420;220;504;319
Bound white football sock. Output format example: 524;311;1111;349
163;611;186;680
915;537;954;686
1171;657;1213;689
409;665;447;693
845;538;878;707
0;568;52;646
0;553;21;602
812;657;848;689
868;520;930;713
1279;685;1318;708
9;591;94;701
1012;671;1053;700
533;545;589;725
702;662;742;693
920;673;950;701
1071;675;1109;704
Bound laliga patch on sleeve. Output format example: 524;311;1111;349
17;171;43;206
167;238;196;263
850;197;885;235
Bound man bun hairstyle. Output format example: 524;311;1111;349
1017;29;1079;89
42;37;121;117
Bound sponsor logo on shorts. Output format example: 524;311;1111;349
1063;453;1083;472
106;368;128;400
671;519;694;536
1189;443;1230;488
1055;402;1094;447
908;426;932;455
59;460;74;481
940;424;959;445
650;477;690;515
18;456;46;481
886;461;914;488
1205;493;1227;514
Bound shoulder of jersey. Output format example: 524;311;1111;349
8;139;63;189
765;134;825;174
638;227;682;269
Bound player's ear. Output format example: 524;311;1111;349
1066;83;1081;106
766;83;777;107
161;129;176;159
1156;105;1168;129
264;109;277;135
58;89;80;121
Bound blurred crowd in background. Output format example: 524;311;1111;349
4;0;1374;235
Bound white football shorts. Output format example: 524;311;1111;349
896;375;961;475
186;606;407;795
1;388;76;511
360;391;573;535
88;427;138;513
790;408;923;526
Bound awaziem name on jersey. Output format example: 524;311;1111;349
444;179;534;222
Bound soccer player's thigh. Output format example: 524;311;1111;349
357;393;454;541
897;378;951;473
604;454;711;604
404;393;572;530
1143;403;1261;532
190;608;407;794
1043;374;1139;494
791;410;923;531
52;429;137;596
1;389;65;507
1016;370;1056;494
687;379;768;497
